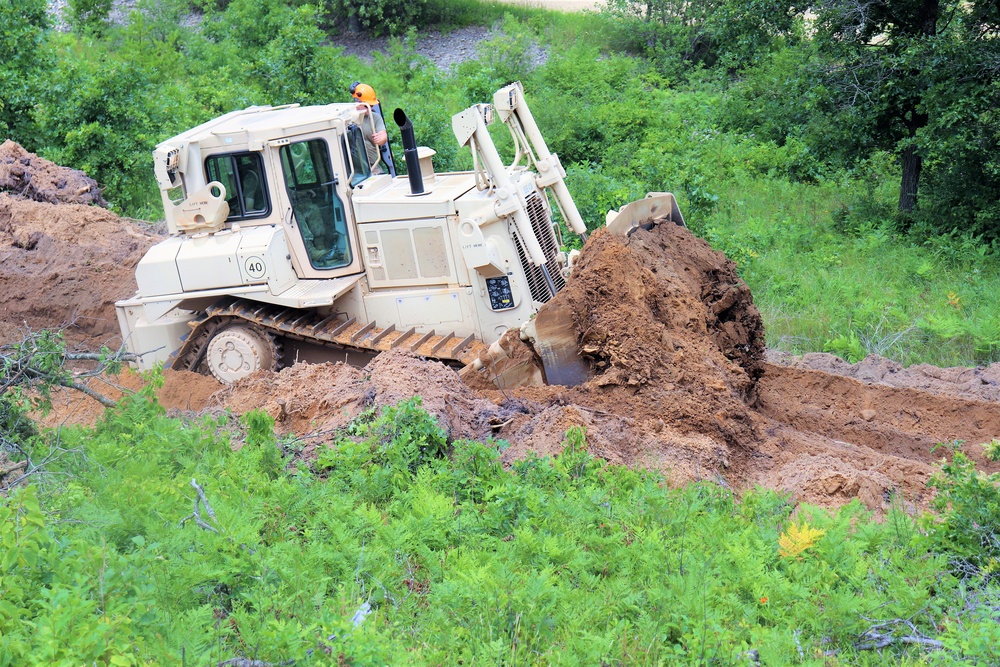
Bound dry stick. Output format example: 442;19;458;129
65;352;139;362
856;632;944;651
57;377;116;407
190;478;217;521
854;619;944;652
217;659;294;667
179;478;220;533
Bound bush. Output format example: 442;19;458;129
927;441;1000;577
328;0;428;36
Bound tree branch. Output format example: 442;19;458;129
854;618;943;651
56;377;117;407
179;478;221;532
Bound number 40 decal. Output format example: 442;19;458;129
244;257;266;279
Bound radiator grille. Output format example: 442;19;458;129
512;192;566;304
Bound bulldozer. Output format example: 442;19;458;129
115;82;684;387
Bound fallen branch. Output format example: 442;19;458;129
854;618;943;652
64;351;139;362
179;478;221;533
217;659;294;667
190;478;217;521
57;377;116;407
2;326;141;408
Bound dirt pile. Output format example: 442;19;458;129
0;141;107;207
550;223;765;446
769;350;1000;403
213;350;507;458
0;193;161;347
34;369;222;430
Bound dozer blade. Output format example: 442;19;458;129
605;192;685;237
531;300;592;387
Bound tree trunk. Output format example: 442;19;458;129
898;142;922;212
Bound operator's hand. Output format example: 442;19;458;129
372;130;388;146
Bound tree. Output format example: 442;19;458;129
0;0;49;140
811;0;1000;217
604;0;802;71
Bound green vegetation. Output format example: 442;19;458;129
1;388;999;664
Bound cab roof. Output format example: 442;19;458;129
157;103;363;152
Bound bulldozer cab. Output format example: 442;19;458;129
153;103;379;280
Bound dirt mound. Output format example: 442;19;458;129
0;141;107;207
559;224;764;388
213;350;503;454
534;222;766;452
34;369;224;430
0;194;161;347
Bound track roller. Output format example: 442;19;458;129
205;323;279;384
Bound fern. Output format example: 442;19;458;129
778;521;826;559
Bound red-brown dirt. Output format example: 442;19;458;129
5;143;999;515
0;144;161;349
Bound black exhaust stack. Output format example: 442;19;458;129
393;108;424;195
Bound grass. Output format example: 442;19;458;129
689;167;1000;367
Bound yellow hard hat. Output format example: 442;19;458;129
352;83;378;105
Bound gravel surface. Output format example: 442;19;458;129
47;0;554;71
332;26;492;71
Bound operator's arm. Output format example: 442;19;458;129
371;110;387;147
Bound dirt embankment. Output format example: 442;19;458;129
5;141;999;515
0;142;162;348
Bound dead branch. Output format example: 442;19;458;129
854;618;943;651
190;478;217;521
64;351;138;362
1;326;142;408
217;659;294;667
57;377;117;407
179;478;220;533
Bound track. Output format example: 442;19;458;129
170;296;487;374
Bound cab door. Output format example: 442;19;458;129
272;134;364;279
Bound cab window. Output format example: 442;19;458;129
205;152;269;220
344;124;372;187
280;139;352;270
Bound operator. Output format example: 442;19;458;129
350;82;396;176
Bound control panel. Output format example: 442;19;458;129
485;276;515;310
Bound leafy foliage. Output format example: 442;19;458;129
0;0;49;140
329;0;429;36
603;0;801;73
2;393;997;664
927;441;1000;577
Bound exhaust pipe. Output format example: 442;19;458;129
393;108;424;195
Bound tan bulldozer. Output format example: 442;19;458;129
115;82;684;387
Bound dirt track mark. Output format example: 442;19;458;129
755;363;1000;468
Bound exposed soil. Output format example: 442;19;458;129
0;143;161;348
5;142;999;516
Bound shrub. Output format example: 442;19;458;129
927;442;1000;577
